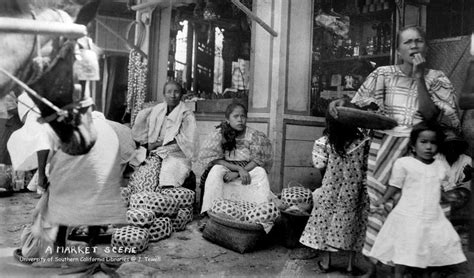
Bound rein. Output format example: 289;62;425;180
0;66;93;124
0;10;94;125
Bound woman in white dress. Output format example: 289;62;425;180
369;122;466;277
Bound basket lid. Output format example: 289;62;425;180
335;107;398;130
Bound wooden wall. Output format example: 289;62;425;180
282;123;324;190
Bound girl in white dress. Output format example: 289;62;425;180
369;122;466;277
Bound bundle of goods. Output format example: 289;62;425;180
203;199;280;253
112;187;195;253
280;185;313;215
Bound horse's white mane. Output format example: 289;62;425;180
0;0;82;18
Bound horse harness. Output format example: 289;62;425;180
0;10;94;126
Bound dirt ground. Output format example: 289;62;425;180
1;192;473;277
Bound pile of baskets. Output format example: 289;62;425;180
203;198;281;253
112;187;195;253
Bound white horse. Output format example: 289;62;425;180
0;0;100;155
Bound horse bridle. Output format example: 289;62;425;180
0;58;94;126
0;12;94;126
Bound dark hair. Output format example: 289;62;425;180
324;110;364;158
225;102;248;119
218;102;248;152
162;80;183;95
396;25;427;48
350;59;375;78
438;127;468;160
409;121;445;148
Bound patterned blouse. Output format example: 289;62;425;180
198;126;273;172
351;66;460;136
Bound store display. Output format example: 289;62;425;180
310;0;394;117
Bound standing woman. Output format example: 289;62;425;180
199;103;275;213
329;26;460;276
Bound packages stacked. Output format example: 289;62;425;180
280;186;313;215
113;187;195;253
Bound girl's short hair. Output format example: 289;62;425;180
409;121;445;147
225;102;248;119
396;25;427;48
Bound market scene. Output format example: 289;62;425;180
0;0;474;277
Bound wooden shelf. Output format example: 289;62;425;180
347;9;394;21
319;53;390;63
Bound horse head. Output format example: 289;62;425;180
0;0;101;155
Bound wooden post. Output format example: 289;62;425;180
185;22;194;91
0;17;87;38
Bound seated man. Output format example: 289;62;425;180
131;81;197;189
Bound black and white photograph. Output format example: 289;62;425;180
0;0;473;277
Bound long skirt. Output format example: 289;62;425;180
200;164;274;213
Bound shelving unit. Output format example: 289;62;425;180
320;53;390;63
310;0;396;117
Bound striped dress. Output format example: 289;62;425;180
350;65;460;256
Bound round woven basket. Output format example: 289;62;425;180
208;212;263;231
336;107;398;130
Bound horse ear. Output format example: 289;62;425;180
74;0;101;26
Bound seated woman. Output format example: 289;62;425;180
438;128;472;217
199;103;275;213
131;81;197;189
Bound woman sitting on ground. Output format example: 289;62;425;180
131;81;197;189
199;103;275;213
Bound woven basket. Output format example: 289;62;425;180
202;212;265;253
280;210;310;249
336;107;397;130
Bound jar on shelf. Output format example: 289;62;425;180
366;37;375;55
313;47;321;62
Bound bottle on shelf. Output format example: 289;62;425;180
353;41;360;57
345;38;353;57
366;37;375;55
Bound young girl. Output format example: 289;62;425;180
299;112;369;274
369;122;466;278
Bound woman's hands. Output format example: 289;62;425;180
328;98;347;118
147;138;164;151
412;53;426;79
223;171;239;183
222;168;251;185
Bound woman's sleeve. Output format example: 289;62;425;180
131;107;153;144
249;130;273;171
176;110;198;160
197;129;224;173
312;137;328;169
429;71;460;129
388;159;406;189
351;68;385;109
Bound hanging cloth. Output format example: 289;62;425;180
126;49;149;126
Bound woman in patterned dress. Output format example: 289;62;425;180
329;26;460;276
299;112;369;274
198;103;275;213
